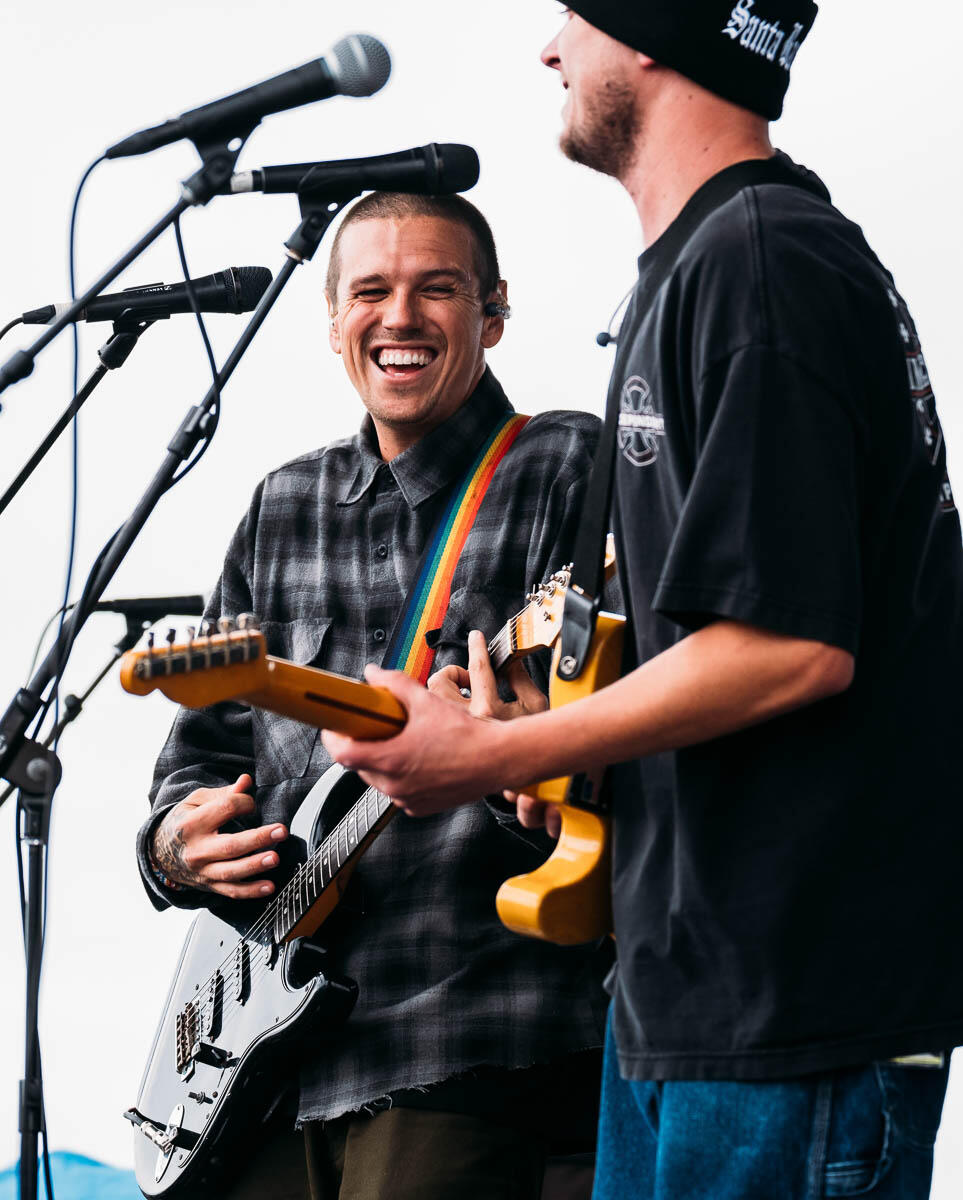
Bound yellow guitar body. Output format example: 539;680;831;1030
495;610;625;946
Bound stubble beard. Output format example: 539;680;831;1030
559;80;641;181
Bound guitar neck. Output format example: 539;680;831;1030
270;603;548;943
273;782;396;943
488;618;523;674
248;657;407;740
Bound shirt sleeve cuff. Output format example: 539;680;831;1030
135;805;209;913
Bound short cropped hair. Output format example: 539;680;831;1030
324;192;501;306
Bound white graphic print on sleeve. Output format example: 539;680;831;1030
887;287;956;513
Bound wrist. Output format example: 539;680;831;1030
148;840;186;893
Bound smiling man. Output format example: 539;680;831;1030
137;192;610;1200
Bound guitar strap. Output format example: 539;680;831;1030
381;411;530;684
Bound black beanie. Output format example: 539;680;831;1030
563;0;818;119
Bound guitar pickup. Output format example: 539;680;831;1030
203;971;224;1039
232;941;251;1004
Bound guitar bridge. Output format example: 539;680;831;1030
175;1000;200;1076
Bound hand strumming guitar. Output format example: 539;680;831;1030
150;773;288;900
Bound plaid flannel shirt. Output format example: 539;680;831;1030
136;369;612;1122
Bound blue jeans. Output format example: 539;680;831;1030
594;1009;949;1199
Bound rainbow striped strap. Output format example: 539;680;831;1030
383;412;530;684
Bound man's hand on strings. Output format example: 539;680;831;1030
428;629;548;720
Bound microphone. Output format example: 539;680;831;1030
21;267;272;325
91;595;207;621
105;35;391;160
230;142;480;198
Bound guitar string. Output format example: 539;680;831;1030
176;609;522;1023
167;616;520;1039
163;588;560;1042
172;609;533;1038
180;782;390;1037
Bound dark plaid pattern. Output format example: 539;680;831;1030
137;370;612;1122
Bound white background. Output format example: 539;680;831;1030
0;1;960;1191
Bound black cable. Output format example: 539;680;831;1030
51;156;105;731
0;316;24;343
27;605;71;680
168;213;221;487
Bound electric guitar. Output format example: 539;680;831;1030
494;609;625;946
121;571;578;1199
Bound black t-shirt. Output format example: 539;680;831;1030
608;154;963;1080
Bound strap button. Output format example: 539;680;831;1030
372;628;386;644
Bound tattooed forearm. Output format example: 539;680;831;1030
152;812;208;890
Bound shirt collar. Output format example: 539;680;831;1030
338;368;513;508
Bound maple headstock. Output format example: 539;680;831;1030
490;537;618;669
505;566;572;659
119;614;268;708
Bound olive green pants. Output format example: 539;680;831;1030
224;1107;593;1200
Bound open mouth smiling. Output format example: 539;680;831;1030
371;346;439;376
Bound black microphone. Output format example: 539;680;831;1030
90;595;207;621
21;267;272;325
105;35;391;160
230;142;480;198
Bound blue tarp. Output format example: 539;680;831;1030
0;1151;139;1199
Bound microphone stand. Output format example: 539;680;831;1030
0;132;251;405
0;319;155;519
0;615;147;811
1;183;355;1200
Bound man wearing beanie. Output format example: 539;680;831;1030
324;4;963;1197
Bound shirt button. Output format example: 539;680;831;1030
376;543;389;559
372;628;387;643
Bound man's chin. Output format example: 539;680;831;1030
365;389;438;428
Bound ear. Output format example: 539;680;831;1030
326;294;341;355
482;279;509;350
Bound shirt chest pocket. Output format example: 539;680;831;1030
251;616;333;787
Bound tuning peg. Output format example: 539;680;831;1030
146;630;155;651
217;616;234;636
236;613;258;660
200;619;213;638
163;628;177;675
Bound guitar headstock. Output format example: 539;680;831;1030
490;538;618;672
489;566;572;669
119;614;269;708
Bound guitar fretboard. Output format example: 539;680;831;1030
272;782;394;944
487;621;517;674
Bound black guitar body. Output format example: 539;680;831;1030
127;766;366;1199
